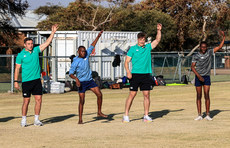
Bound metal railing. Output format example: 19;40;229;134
1;52;230;93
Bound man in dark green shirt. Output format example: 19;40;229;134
14;24;59;127
123;23;162;123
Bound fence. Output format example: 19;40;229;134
1;52;230;93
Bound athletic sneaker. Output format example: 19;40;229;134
194;115;203;121
204;115;213;121
34;120;43;126
143;115;153;122
122;115;130;123
21;119;27;127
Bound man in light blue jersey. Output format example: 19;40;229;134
69;31;107;124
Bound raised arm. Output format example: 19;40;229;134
39;24;59;52
151;23;162;49
91;30;103;47
125;56;132;79
14;64;21;90
214;31;225;53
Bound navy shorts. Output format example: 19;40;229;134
22;78;43;98
195;75;211;87
78;80;98;93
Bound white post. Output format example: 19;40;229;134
10;55;14;93
213;53;216;76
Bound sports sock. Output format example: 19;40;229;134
22;116;26;121
35;115;39;121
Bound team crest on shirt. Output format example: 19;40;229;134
136;50;139;51
24;55;26;57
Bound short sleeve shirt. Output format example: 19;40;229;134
127;43;152;74
192;49;214;76
16;46;41;82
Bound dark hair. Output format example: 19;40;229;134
137;32;146;39
24;38;33;44
200;41;207;47
78;46;86;51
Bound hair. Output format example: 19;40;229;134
200;41;207;47
24;38;33;44
78;46;86;51
137;32;146;39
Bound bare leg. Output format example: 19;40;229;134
34;95;42;115
125;91;137;116
195;86;202;116
142;91;150;116
22;97;30;116
78;93;85;124
90;87;107;117
203;85;210;116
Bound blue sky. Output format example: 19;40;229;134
26;0;141;10
26;0;76;9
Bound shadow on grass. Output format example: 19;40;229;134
40;112;96;125
83;112;124;124
203;109;230;118
0;115;33;122
130;109;184;122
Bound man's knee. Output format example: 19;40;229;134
96;92;102;98
204;94;210;100
129;91;137;98
79;98;85;105
35;97;42;103
23;98;30;104
196;93;202;100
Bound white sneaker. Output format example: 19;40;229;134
143;115;153;122
34;120;43;126
21;119;27;127
194;116;203;121
204;115;213;121
122;115;130;123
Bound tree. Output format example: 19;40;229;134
108;8;177;51
0;0;28;46
136;0;229;51
36;0;121;31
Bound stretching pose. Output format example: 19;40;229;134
191;31;225;121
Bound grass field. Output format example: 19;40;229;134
0;82;230;148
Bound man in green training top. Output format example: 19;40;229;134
14;24;59;127
123;23;162;122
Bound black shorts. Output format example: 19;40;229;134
22;78;43;98
129;74;153;91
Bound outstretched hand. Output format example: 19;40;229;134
98;30;103;37
219;31;225;37
52;24;59;33
157;23;162;31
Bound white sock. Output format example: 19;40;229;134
35;115;39;121
22;116;26;121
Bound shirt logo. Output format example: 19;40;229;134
24;55;26;57
201;56;204;59
23;93;27;96
136;50;139;51
130;87;133;89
